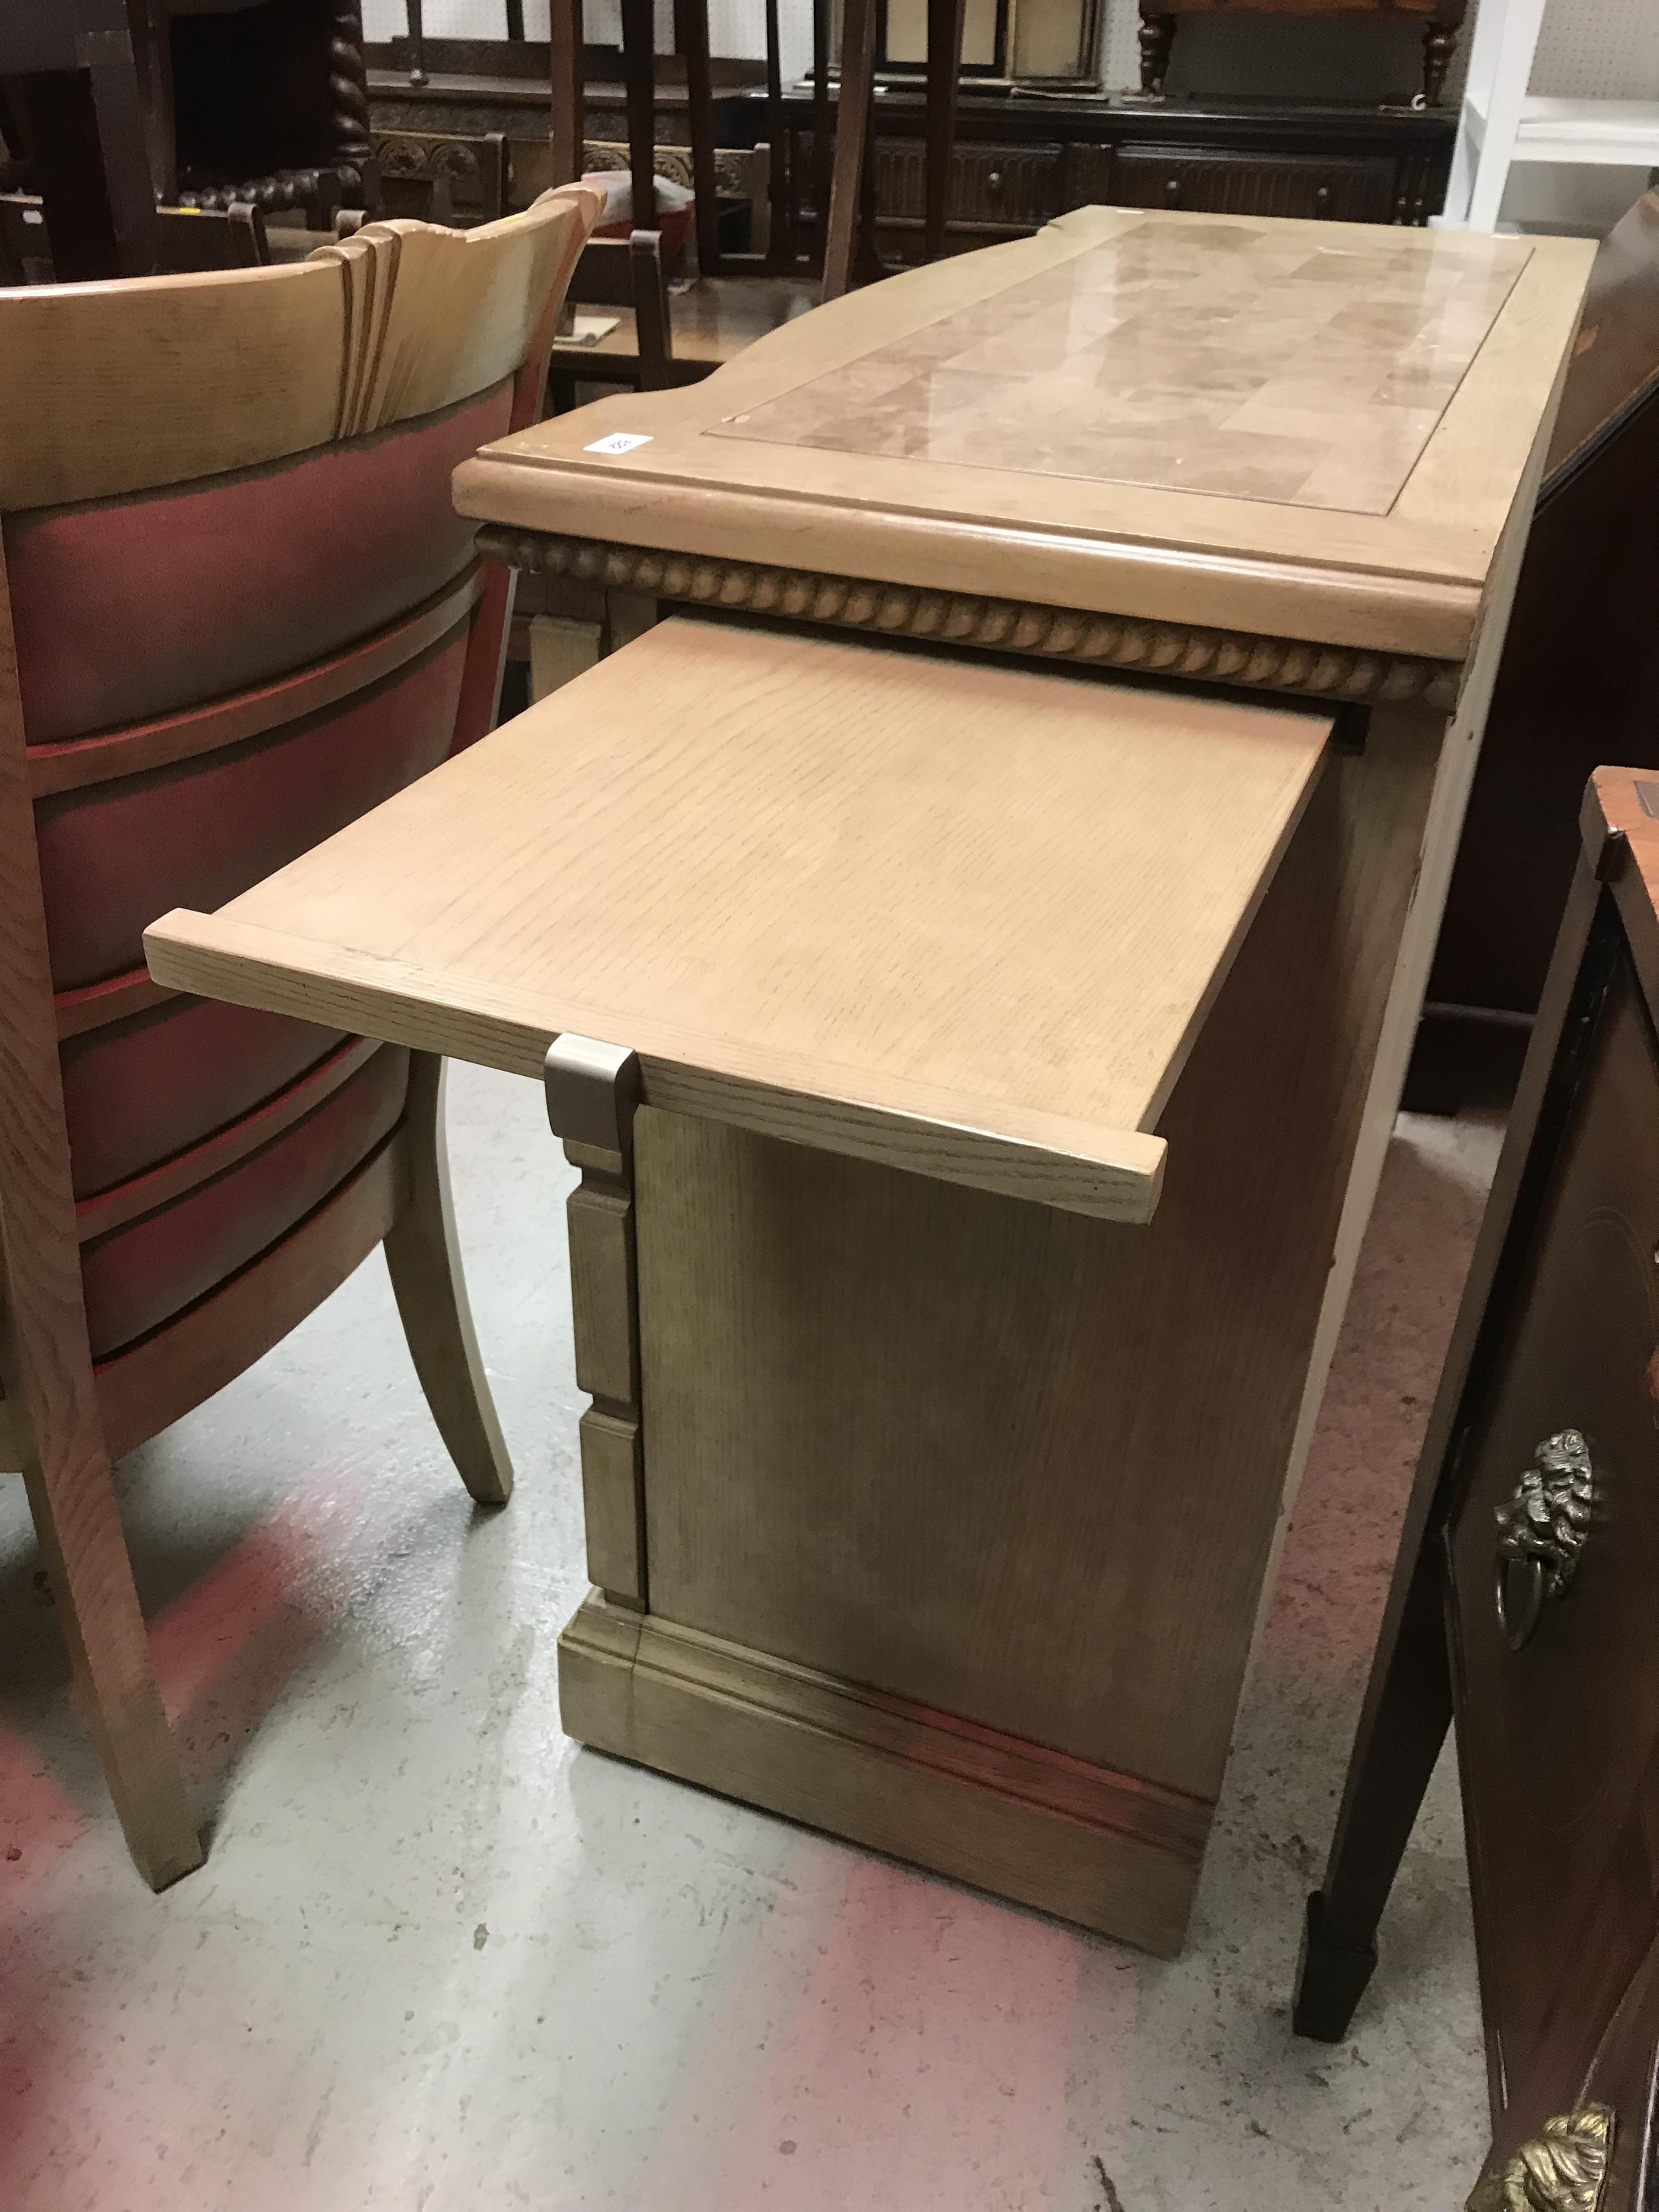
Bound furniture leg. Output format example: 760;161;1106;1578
605;591;659;652
79;22;159;276
20;72;120;281
383;1053;514;1507
629;228;674;388
1294;1541;1453;2039
0;531;193;1888
528;612;602;697
619;0;657;231
544;1039;646;1610
405;0;427;84
1137;3;1176;96
548;0;583;184
674;0;721;277
924;0;967;264
18;1446;200;1889
821;0;877;300
811;0;833;275
763;0;793;273
1421;6;1466;108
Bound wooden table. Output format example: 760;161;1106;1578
148;206;1594;1955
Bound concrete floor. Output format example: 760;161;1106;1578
0;1067;1501;2211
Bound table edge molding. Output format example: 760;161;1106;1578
478;527;1464;712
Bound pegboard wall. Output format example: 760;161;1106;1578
360;0;1659;109
1527;0;1659;101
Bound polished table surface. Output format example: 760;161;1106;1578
458;206;1594;669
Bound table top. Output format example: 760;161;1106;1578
456;208;1595;664
146;618;1333;1222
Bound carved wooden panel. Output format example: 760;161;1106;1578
373;127;507;224
1112;145;1398;224
876;140;1065;231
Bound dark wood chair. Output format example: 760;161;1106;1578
0;0;160;279
547;0;963;404
0;185;597;1889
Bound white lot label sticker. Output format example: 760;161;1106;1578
583;431;653;455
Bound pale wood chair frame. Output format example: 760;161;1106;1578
0;188;597;1890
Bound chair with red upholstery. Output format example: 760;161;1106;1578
0;186;599;1889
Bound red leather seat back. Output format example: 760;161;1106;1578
14;402;505;1358
5;383;511;746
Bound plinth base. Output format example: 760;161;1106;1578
558;1593;1210;1955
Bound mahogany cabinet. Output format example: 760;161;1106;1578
1299;768;1659;2207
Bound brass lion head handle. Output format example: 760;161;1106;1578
1465;2103;1613;2211
1494;1429;1596;1652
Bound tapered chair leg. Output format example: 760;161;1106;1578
20;1441;201;1890
384;1053;515;1506
1293;1540;1453;2040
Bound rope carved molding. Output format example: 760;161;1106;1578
477;529;1465;714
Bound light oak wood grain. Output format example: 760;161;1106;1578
146;618;1331;1224
0;194;598;1889
383;1054;515;1509
454;207;1596;662
625;708;1435;1828
0;188;599;512
1241;315;1582;1702
558;1596;1207;1954
0;539;200;1889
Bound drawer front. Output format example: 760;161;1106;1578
1448;947;1659;2125
877;140;1063;230
1109;145;1398;224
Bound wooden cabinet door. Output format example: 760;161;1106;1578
1447;946;1659;2162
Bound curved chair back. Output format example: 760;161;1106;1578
0;186;597;1889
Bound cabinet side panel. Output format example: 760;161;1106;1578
634;719;1437;1802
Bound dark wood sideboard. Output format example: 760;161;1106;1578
769;83;1455;241
368;43;1454;234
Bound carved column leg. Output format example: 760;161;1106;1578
1137;4;1176;96
404;0;428;86
546;1038;646;1609
1421;10;1465;108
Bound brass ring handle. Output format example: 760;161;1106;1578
1494;1429;1596;1652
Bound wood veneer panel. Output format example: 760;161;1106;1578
454;207;1596;661
147;618;1333;1223
631;708;1437;1809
